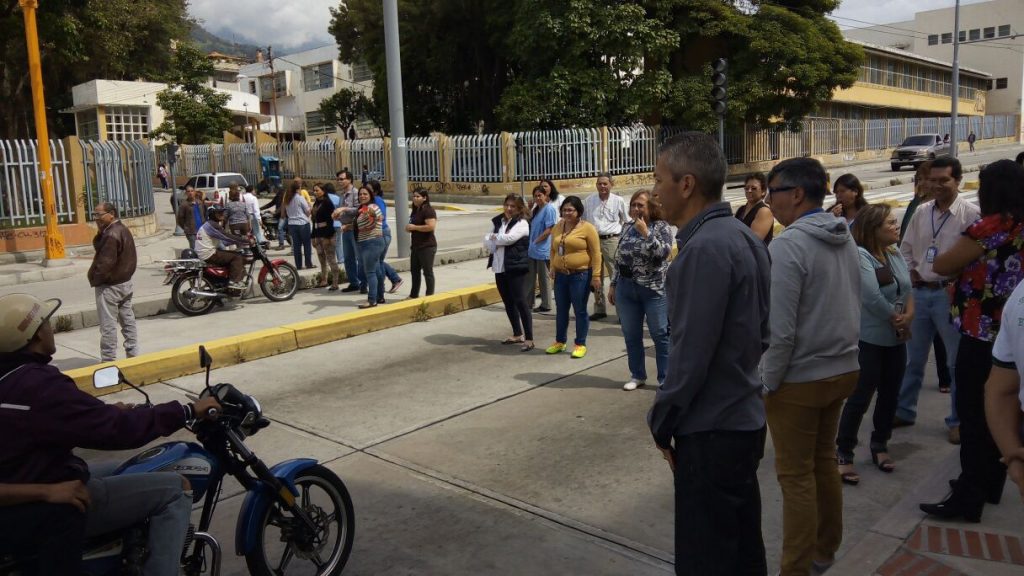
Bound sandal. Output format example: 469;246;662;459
502;336;525;345
871;450;896;473
938;383;951;393
837;455;860;486
521;341;535;352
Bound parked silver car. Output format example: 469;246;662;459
890;134;950;171
175;172;249;205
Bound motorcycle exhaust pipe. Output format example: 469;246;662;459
186;289;223;299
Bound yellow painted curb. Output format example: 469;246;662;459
963;180;980;190
69;283;500;397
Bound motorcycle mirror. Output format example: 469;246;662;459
199;346;212;369
93;366;122;389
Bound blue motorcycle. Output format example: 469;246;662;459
2;346;354;576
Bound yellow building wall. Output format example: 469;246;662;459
833;84;986;116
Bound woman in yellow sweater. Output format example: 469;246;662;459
547;195;602;358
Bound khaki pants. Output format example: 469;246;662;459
766;372;858;576
594;235;618;315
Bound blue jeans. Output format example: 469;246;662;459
85;462;192;576
358;236;386;303
368;227;401;285
250;214;265;243
277;217;287;246
554;270;592;346
289;223;313;269
342;229;360;288
896;287;960;427
615;277;669;383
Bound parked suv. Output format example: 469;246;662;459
177;172;249;203
890;134;950;171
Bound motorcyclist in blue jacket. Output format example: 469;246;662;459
0;293;220;576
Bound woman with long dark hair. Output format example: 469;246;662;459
355;185;386;308
924;159;1024;521
405;190;438;298
830;173;868;224
735;172;774;244
311;183;340;290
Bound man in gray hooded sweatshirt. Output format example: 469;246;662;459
762;157;860;576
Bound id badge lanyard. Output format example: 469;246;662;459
926;206;952;263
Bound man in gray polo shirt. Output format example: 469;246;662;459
648;132;770;575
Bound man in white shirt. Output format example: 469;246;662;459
582;172;628;320
242;185;264;243
987;279;1024;503
896;156;980;444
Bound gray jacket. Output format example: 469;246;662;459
648;202;770;447
761;211;861;390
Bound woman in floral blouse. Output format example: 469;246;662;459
932;159;1024;521
608;189;674;390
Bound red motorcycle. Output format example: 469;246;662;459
164;241;299;316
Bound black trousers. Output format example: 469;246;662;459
934;333;952;386
954;336;1007;505
495;270;532;340
674;427;767;576
410;245;436;297
0;502;86;575
837;341;906;458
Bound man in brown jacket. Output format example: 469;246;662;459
175;185;204;251
87;202;138;361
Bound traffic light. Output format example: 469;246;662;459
711;58;728;116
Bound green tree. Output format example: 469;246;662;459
329;0;863;134
150;43;232;144
0;0;189;139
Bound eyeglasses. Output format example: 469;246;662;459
91;211;110;218
767;186;798;196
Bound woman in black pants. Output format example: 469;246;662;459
836;204;914;485
405;190;438;298
484;194;533;351
925;159;1024;521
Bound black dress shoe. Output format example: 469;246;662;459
919;493;983;523
341;285;360;293
892;416;915;428
359;287;368;294
589;312;607;321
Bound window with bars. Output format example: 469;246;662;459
941;32;952;44
996;78;1008;89
959;31;966;42
928;34;939;45
998;25;1011;37
103;106;149;141
76;110;100;142
302;62;334;91
969;29;980;41
259;72;288;100
351;62;373;83
306;111;332;135
984;27;995;39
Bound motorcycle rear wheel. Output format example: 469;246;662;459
244;465;354;576
171;274;217;316
260;262;299;301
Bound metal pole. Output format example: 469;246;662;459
19;0;66;263
268;46;282;160
383;0;409;258
950;0;961;158
718;117;725;152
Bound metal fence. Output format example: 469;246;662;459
79;140;156;219
0;139;75;228
175;114;1020;186
449;134;503;182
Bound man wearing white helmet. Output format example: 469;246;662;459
0;294;220;576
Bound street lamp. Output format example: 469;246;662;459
238;74;254;144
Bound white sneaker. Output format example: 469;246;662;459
623;378;645;391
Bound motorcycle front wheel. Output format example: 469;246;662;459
260;262;299;301
245;465;355;576
171;274;217;316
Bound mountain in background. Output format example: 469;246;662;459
190;23;261;60
189;23;329;59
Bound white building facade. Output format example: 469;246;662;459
236;44;375;141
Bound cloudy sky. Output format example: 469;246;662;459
188;0;989;52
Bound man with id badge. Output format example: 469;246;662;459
895;156;980;443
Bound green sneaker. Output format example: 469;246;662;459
545;342;566;354
571;345;587;358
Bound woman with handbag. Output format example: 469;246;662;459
609;190;673;390
484;194;533;351
836;204;914;485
